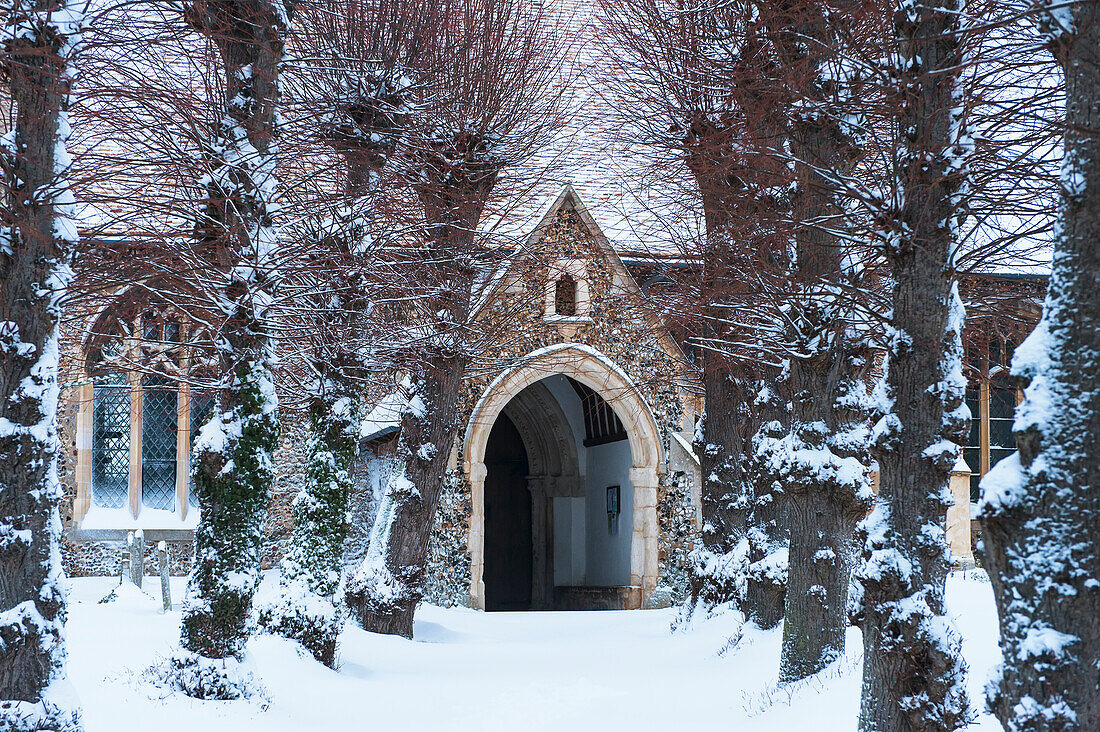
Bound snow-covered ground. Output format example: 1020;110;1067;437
67;571;1002;731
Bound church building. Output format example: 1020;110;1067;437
53;184;1037;611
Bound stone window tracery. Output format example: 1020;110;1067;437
544;259;591;320
76;296;215;527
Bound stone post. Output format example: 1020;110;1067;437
629;466;660;609
129;529;145;588
947;454;973;564
468;461;488;610
158;540;172;612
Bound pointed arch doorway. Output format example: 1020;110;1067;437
466;345;663;611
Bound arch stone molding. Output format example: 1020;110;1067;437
501;381;579;484
463;343;664;610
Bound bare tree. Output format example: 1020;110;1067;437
346;0;565;637
597;0;792;629
856;0;972;727
979;1;1100;729
165;0;292;694
258;0;421;666
744;1;879;683
0;3;84;729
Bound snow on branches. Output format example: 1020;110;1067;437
174;0;288;695
0;3;84;729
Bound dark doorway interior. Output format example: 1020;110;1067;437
484;413;532;611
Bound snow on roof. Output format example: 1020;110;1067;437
479;0;701;256
360;389;406;441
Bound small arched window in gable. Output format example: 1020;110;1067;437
555;274;577;316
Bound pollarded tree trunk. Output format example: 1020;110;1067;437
681;85;789;625
348;355;467;638
684;357;757;618
263;48;407;663
767;3;876;682
0;5;83;730
779;342;874;681
177;1;290;673
860;243;969;732
858;1;970;729
979;3;1100;728
348;124;490;637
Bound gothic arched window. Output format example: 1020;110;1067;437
78;295;215;525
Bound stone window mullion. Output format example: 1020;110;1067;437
176;347;192;519
979;352;991;477
128;368;143;519
74;379;93;524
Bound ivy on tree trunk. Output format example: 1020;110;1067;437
261;371;358;666
176;1;290;677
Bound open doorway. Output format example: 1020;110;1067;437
483;414;532;611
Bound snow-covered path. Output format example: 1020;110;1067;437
66;572;1002;731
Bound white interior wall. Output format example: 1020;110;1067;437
583;440;633;586
553;496;586;585
542;375;633;588
542;375;588;475
544;375;588;586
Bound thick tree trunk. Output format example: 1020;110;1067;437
780;345;873;681
744;439;789;629
349;355;466;638
349;146;487;637
681;77;788;624
860;254;968;732
685;357;757;615
263;57;398;663
0;5;82;729
179;1;288;665
858;2;970;729
979;4;1100;728
768;3;875;681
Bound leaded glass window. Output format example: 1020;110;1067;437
965;384;981;502
141;376;178;511
92;374;130;509
188;390;216;505
80;297;218;525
